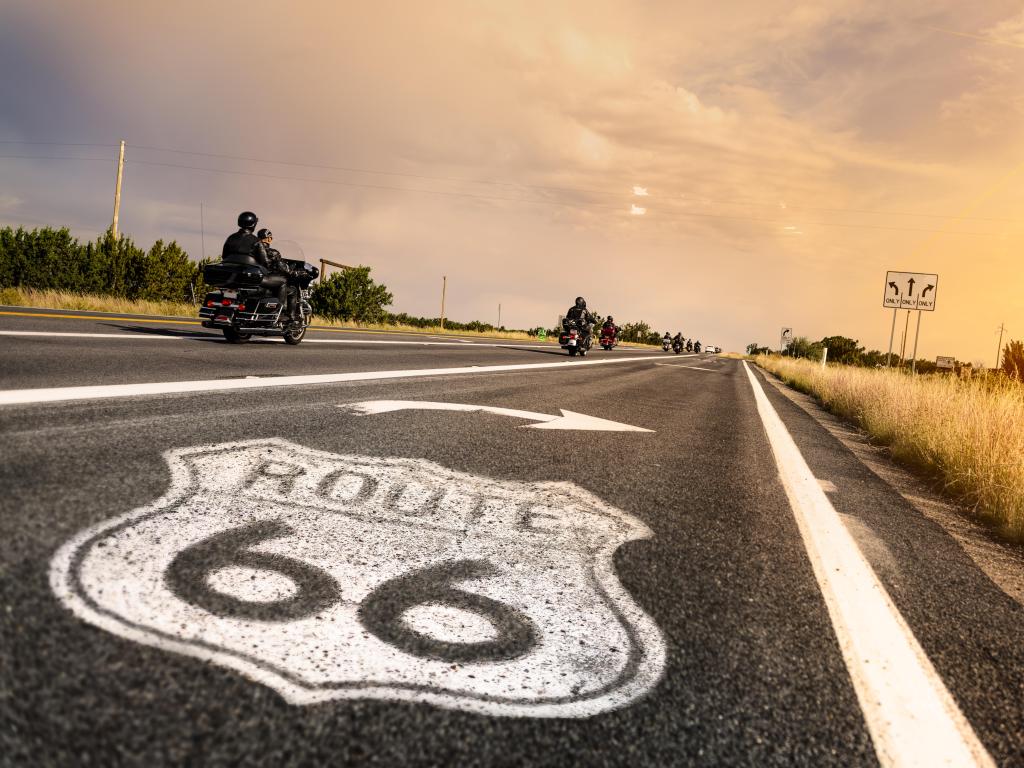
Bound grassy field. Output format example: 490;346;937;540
756;355;1024;541
0;286;654;346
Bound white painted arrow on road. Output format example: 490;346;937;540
340;400;654;432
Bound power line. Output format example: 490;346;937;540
3;140;1021;225
0;141;116;148
125;157;1005;235
0;152;1014;236
127;142;1024;225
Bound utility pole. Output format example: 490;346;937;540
497;303;501;329
995;322;1007;370
200;202;206;259
111;139;125;238
440;276;447;331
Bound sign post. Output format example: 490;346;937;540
882;271;938;372
780;327;793;354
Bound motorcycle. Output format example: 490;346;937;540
599;326;618;350
559;318;593;357
694;341;702;353
672;338;683;354
200;258;320;345
686;340;693;352
662;339;671;352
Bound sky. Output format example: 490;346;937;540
1;0;1022;362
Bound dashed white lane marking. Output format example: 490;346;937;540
743;362;993;768
0;355;658;406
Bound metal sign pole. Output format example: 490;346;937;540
886;308;897;368
910;310;922;374
899;310;911;368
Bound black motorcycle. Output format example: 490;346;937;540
200;259;319;345
559;318;593;357
672;338;683;354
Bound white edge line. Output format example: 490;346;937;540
742;362;993;768
0;356;658;406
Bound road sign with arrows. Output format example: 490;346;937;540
883;271;938;311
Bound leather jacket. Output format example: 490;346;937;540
222;229;259;264
253;242;292;276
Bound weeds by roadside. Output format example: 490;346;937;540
756;355;1024;541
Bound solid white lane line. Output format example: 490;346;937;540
743;362;993;768
0;329;661;353
0;356;657;406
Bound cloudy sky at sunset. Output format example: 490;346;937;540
2;0;1022;361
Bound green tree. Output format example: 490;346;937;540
1001;339;1024;380
786;336;825;360
136;240;196;302
309;266;393;323
819;335;864;365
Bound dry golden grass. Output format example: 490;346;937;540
0;287;196;318
0;286;657;346
756;355;1024;540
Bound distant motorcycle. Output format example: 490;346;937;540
559;318;593;357
599;326;618;350
662;339;671;352
200;259;319;345
694;341;702;353
686;340;693;352
672;338;683;354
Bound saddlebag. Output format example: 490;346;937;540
203;262;266;288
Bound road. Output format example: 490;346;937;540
2;308;1024;767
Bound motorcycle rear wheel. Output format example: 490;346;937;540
568;346;578;356
223;328;251;344
284;324;307;345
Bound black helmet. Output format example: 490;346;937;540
607;316;614;323
257;228;273;240
574;296;586;309
238;211;258;230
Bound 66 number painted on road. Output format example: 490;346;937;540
50;439;665;718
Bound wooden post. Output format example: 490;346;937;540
111;140;125;238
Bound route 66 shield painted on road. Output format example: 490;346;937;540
50;439;665;717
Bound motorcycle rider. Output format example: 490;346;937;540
601;315;620;340
686;339;693;352
222;211;260;264
253;229;300;324
563;297;597;343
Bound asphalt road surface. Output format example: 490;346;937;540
3;308;1024;767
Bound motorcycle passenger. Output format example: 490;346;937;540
563;297;597;342
222;211;260;265
253;229;300;324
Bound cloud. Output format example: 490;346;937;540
1;0;1022;359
